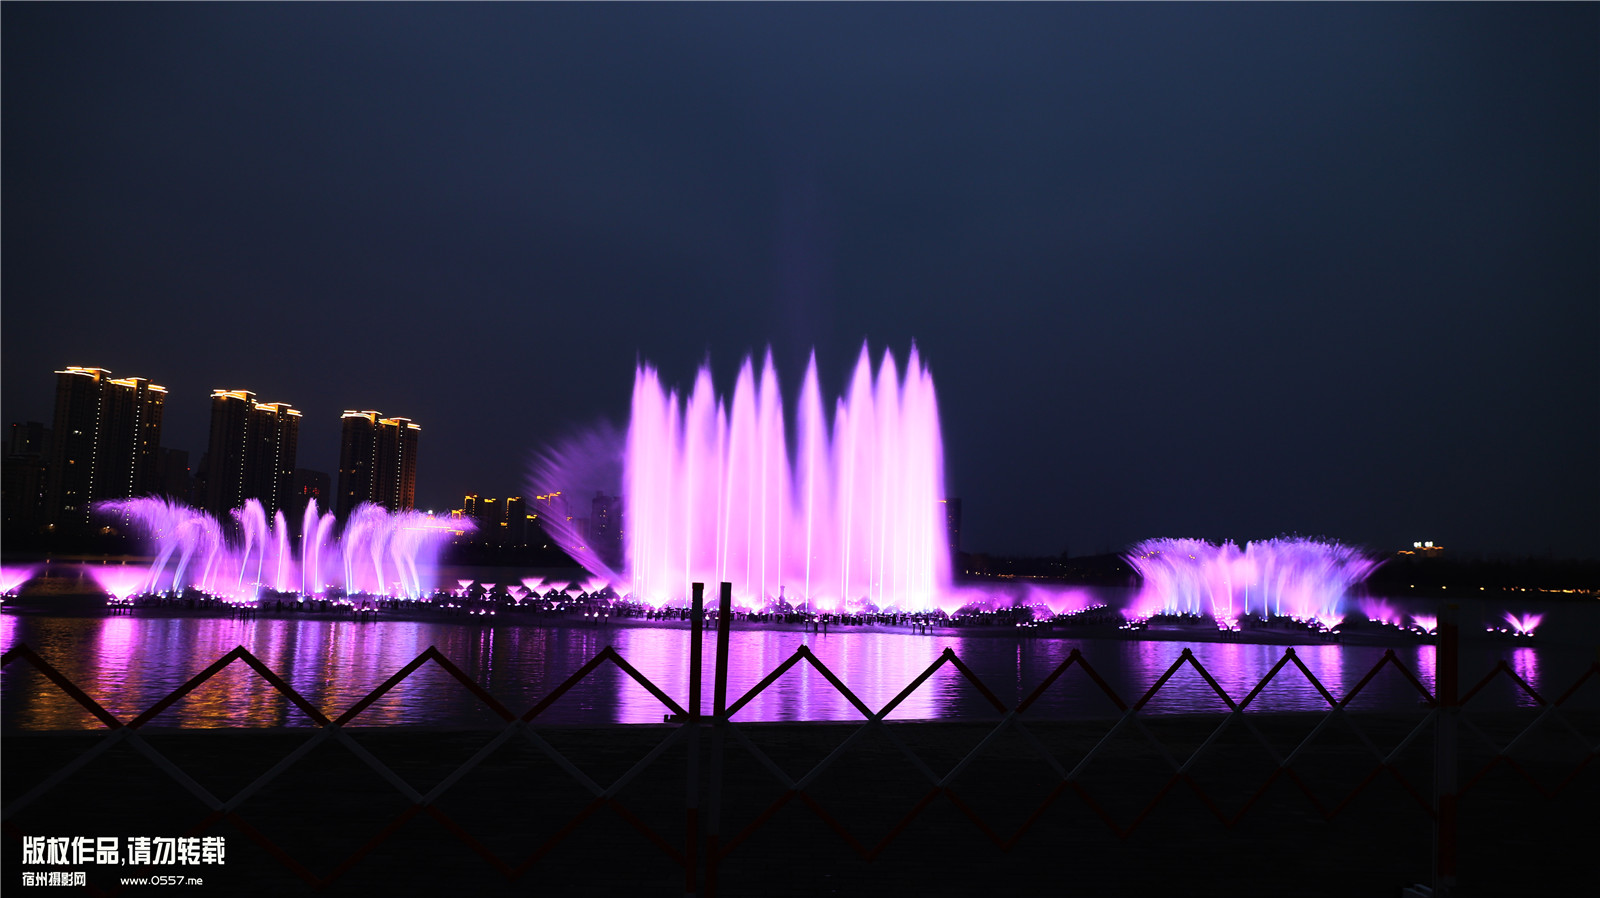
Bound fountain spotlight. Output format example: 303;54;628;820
1358;598;1402;627
0;564;38;596
1503;611;1543;637
86;564;150;605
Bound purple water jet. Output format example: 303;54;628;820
86;564;149;603
0;565;39;596
1125;537;1378;629
1501;611;1542;636
538;344;951;612
98;497;467;602
1358;598;1403;627
534;349;1396;625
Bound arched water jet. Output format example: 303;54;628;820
97;498;466;602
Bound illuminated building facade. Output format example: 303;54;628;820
336;410;419;518
202;390;300;519
453;494;531;547
45;367;167;526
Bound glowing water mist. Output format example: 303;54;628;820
97;497;464;602
621;344;950;611
1125;537;1378;628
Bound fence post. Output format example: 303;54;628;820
689;582;706;720
685;583;705;896
1433;602;1459;897
704;582;734;897
714;582;733;717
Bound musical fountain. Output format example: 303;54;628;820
95;497;465;603
1123;536;1379;630
539;343;951;612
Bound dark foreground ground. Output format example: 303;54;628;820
5;714;1595;897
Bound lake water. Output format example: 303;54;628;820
4;611;1595;729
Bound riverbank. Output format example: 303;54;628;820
5;716;1593;896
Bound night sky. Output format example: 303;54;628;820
4;4;1595;560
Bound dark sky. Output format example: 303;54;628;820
4;4;1596;559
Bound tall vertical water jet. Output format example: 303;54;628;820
618;343;950;611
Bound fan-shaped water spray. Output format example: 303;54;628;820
0;565;39;596
86;565;148;603
1125;537;1378;628
1502;611;1542;636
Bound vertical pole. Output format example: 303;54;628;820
684;583;704;896
705;582;733;897
1433;602;1459;897
714;582;733;717
690;582;706;720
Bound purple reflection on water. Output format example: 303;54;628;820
9;616;1593;731
1510;647;1541;707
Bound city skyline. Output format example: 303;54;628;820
3;5;1595;559
6;367;430;527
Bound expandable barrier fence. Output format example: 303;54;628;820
4;582;1596;897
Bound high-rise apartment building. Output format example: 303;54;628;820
336;411;419;518
505;496;527;547
291;468;331;517
941;497;962;558
45;367;166;526
156;448;193;505
3;421;52;529
478;497;502;544
202;390;300;519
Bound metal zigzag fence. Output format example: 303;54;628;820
3;581;1597;897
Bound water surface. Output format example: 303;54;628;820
4;614;1591;729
